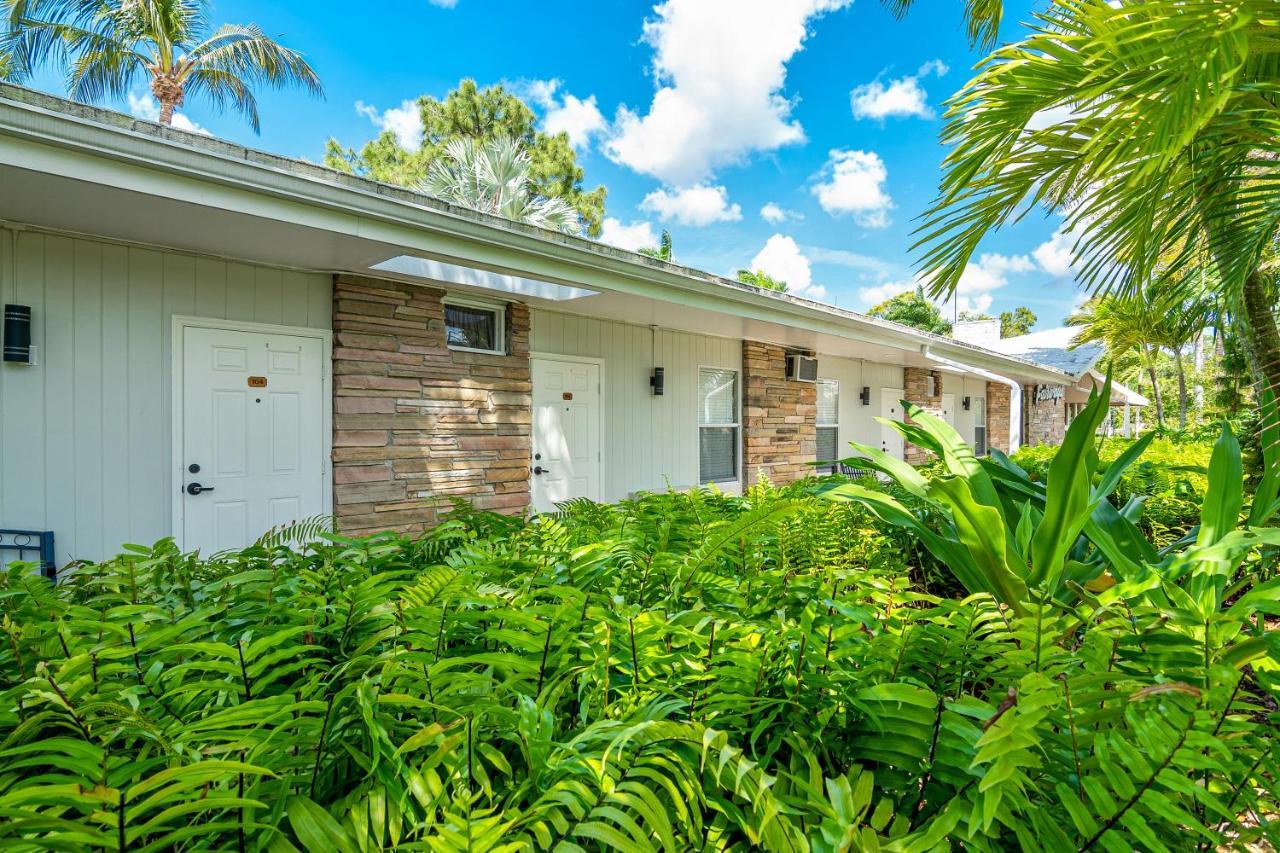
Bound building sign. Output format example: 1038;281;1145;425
1035;384;1064;403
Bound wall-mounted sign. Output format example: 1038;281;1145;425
562;392;573;401
248;376;268;388
1035;384;1064;403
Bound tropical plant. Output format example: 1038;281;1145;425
1069;293;1173;427
867;286;952;335
915;0;1280;462
3;430;1279;849
421;136;582;234
326;79;607;236
638;228;673;261
1;0;322;131
998;305;1036;338
736;268;787;292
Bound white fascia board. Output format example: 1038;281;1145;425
0;90;1074;385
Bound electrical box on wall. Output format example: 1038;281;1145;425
786;354;818;382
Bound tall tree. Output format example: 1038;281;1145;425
998;306;1036;338
868;287;953;336
736;269;788;292
326;79;606;236
1068;293;1170;428
421;137;581;234
915;0;1279;457
1;0;322;131
639;229;673;262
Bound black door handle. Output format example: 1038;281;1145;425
186;482;214;495
532;466;545;475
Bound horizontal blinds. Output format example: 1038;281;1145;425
816;379;838;426
699;368;738;425
699;427;737;482
817;426;838;469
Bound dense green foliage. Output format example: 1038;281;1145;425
4;388;1279;850
324;79;607;236
867;287;952;336
998;307;1036;338
735;269;788;293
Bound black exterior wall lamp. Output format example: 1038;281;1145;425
3;304;33;364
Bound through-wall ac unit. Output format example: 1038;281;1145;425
786;354;818;383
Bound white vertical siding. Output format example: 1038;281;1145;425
818;356;906;461
529;310;741;501
0;227;330;564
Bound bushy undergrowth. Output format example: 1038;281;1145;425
2;473;1278;850
1012;434;1214;545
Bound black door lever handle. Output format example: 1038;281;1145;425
186;483;214;495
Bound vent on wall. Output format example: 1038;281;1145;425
786;354;818;383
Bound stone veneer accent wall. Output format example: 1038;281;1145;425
331;274;531;536
1023;385;1067;447
903;366;944;464
986;382;1011;454
742;341;816;485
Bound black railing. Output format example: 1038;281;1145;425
0;529;55;579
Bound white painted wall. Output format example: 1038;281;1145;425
529;310;741;500
0;227;330;564
816;355;906;462
951;376;990;446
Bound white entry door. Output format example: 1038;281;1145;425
941;393;956;426
180;325;326;553
531;357;601;512
880;389;905;460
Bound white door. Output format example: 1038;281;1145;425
180;325;326;553
880;389;905;460
531;358;601;512
941;393;956;426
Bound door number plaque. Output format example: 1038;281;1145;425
247;376;268;388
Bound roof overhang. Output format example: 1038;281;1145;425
0;84;1074;385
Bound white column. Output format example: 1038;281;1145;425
1123;402;1131;438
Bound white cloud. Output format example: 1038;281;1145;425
947;252;1035;314
760;202;802;224
599;217;659;252
748;234;826;299
1033;228;1076;278
850;59;948;121
604;0;851;185
858;280;914;306
526;79;607;149
428;0;458;7
807;246;897;279
641;184;742;226
355;99;423;149
127;91;208;134
811;149;893;227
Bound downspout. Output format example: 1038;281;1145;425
921;346;1022;453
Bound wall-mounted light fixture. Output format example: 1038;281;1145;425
3;304;32;364
859;386;871;406
963;396;972;411
650;366;665;396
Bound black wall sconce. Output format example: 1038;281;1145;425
3;304;32;364
859;386;871;406
963;396;972;411
650;366;665;396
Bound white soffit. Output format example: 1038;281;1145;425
370;255;599;301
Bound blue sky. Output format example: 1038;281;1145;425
28;0;1085;327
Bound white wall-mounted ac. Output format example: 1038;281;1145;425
786;354;818;382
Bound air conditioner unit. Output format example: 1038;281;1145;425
786;354;818;383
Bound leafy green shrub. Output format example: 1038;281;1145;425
3;445;1279;850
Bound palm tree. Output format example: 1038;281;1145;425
1068;294;1170;428
914;0;1279;451
2;0;322;131
422;136;582;235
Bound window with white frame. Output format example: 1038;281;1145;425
816;379;839;473
443;299;505;354
973;396;988;456
699;367;739;483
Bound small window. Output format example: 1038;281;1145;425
444;301;504;354
816;378;839;473
973;396;988;456
699;367;739;483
